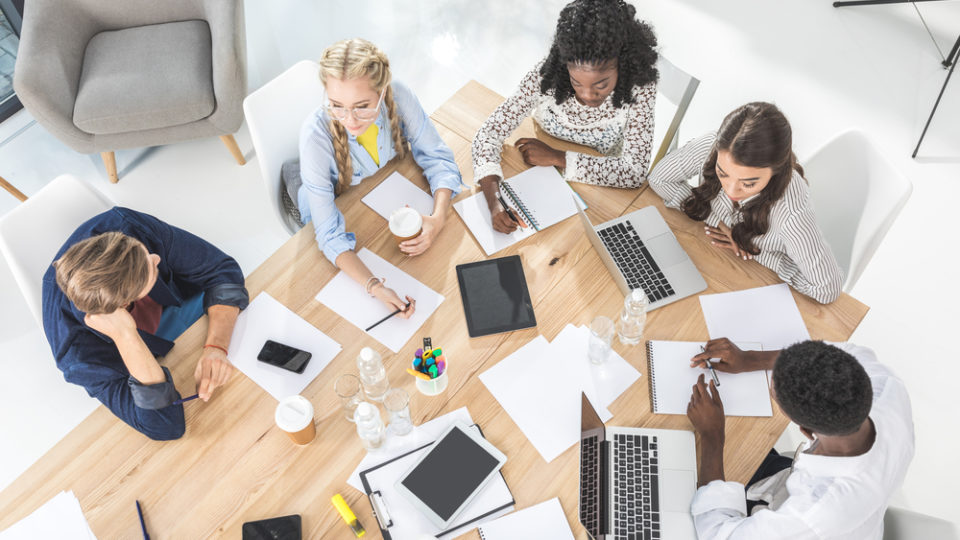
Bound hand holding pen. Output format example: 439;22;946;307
690;338;758;375
698;345;721;387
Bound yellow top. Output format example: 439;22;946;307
356;123;380;166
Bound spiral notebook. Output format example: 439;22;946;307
454;166;585;256
646;340;773;417
478;497;574;540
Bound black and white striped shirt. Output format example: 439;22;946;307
649;132;843;303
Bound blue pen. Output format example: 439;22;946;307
136;500;150;540
172;394;199;405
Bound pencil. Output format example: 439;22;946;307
365;302;410;332
136;500;150;540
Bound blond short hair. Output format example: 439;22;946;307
53;232;151;314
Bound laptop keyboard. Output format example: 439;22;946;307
597;221;675;304
580;435;601;537
613;434;661;540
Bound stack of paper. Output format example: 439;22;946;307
361;172;436;220
0;491;97;539
227;292;343;401
699;283;810;351
479;324;642;463
315;248;445;353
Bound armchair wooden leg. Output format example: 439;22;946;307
0;174;28;202
101;152;119;183
220;134;246;165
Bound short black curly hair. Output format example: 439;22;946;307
539;0;658;109
773;341;873;436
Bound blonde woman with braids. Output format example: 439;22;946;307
297;38;462;315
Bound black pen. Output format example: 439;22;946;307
365;302;411;332
700;345;721;387
136;500;150;540
496;194;520;224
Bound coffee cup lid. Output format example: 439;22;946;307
389;207;422;236
275;395;314;432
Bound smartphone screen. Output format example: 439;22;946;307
257;340;312;374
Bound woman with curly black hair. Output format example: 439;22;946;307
472;0;658;233
649;102;843;303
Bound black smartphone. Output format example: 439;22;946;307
257;340;311;374
242;514;301;540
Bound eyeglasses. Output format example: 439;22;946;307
326;86;386;122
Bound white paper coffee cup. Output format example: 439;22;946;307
275;395;316;445
389;207;423;244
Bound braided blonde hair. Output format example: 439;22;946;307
319;38;409;195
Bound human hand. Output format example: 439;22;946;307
515;138;565;168
193;346;234;401
372;285;416;319
705;222;753;260
690;338;756;373
687;374;725;443
491;205;528;234
400;212;443;256
84;308;137;340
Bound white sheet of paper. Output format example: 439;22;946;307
314;248;445;353
478;497;575;540
453;191;535;256
347;407;473;492
699;284;811;351
227;292;342;401
361;171;436;220
0;491;97;540
480;328;641;463
647;340;772;416
358;423;514;540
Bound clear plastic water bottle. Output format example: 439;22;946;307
354;402;385;450
616;288;648;345
357;347;389;402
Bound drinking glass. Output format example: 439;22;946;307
588;315;615;365
383;388;414;436
335;374;363;422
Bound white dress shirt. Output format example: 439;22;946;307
690;343;915;539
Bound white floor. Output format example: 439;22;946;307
1;0;958;529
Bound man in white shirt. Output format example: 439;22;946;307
685;339;914;539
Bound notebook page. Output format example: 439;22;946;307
647;341;772;417
453;192;535;256
478;497;574;540
501;166;582;231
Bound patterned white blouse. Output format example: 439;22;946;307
649;132;843;304
472;60;656;188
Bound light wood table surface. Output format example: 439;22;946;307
0;82;868;539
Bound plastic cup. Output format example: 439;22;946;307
383;388;414;436
588;316;615;365
335;374;363;422
415;368;449;396
389;207;423;244
275;395;316;445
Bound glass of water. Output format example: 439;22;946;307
383;388;414;436
335;374;363;422
588;315;615;365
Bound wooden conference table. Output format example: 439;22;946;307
0;82;868;538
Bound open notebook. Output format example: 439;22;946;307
646;340;773;417
454;166;585;256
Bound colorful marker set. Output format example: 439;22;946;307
406;337;446;380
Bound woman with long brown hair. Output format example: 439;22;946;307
649;102;842;303
297;38;462;315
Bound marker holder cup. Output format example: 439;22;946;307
415;366;449;396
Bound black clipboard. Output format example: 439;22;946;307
456;256;537;337
358;424;515;539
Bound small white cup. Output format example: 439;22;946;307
275;395;316;445
389;207;423;244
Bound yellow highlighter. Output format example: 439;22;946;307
331;493;365;537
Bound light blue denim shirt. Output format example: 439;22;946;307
297;80;463;263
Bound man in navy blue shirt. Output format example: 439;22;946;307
42;207;249;440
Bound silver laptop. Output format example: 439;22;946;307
575;199;706;310
578;393;698;540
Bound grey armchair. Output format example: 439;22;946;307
13;0;247;183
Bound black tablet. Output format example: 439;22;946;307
456;255;536;337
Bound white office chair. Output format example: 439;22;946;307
243;60;326;235
0;174;115;327
883;507;959;540
802;130;912;292
649;55;700;173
